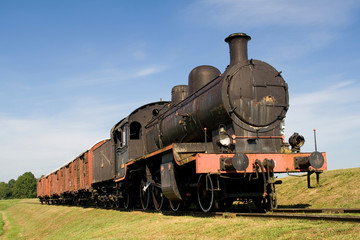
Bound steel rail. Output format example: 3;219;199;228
159;209;360;223
212;212;360;223
273;208;360;214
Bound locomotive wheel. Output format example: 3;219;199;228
114;199;120;209
152;185;164;211
123;190;131;209
139;179;151;210
197;174;214;213
109;200;114;208
114;190;121;209
102;199;108;208
169;200;181;212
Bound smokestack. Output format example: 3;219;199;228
225;33;251;67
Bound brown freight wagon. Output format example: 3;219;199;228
37;140;108;205
88;140;108;187
37;174;51;204
92;139;113;184
59;167;65;199
49;172;57;203
72;151;89;204
36;176;46;204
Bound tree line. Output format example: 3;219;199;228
0;172;37;199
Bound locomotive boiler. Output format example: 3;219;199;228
37;33;327;213
146;33;287;154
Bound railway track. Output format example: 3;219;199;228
159;208;360;223
213;212;360;223
66;203;360;223
273;208;360;214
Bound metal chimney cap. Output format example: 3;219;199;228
225;33;251;42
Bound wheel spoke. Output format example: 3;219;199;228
152;185;164;211
140;180;151;210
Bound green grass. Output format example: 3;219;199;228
0;199;19;211
0;199;19;238
0;214;3;236
1;200;359;240
1;168;360;239
277;167;360;208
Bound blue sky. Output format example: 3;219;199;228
1;0;360;182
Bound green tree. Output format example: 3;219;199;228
12;172;37;198
8;179;15;189
0;182;8;199
7;179;15;198
0;179;15;199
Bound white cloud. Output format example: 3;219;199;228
0;115;98;181
135;65;167;77
284;80;360;169
0;98;143;182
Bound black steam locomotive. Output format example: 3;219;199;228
38;33;327;212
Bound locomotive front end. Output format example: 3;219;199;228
216;33;289;154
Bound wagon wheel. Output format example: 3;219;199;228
95;198;100;208
139;179;151;210
169;200;181;212
76;198;81;206
152;185;164;211
197;174;214;213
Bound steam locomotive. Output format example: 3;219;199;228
37;33;327;212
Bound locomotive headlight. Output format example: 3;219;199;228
219;127;231;147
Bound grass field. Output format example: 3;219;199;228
277;167;360;208
1;168;360;240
